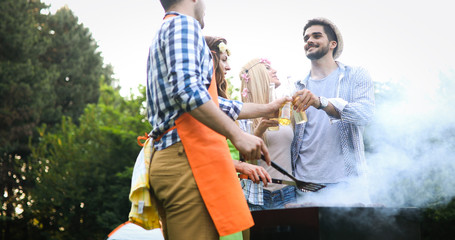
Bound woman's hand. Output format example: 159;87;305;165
263;97;291;119
254;118;279;137
235;161;271;187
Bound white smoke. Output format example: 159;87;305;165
292;69;455;208
366;69;455;207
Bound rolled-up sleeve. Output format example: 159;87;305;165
338;67;375;126
218;97;243;120
166;16;211;113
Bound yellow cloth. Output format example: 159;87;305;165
128;138;244;240
128;138;160;230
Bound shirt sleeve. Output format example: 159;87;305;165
237;119;247;132
165;16;212;113
335;67;375;126
218;97;243;120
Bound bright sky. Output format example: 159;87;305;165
43;0;455;97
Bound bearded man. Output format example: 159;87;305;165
291;18;375;205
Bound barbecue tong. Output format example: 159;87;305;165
239;155;325;192
261;155;326;192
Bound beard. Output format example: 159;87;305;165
197;18;205;29
306;43;330;60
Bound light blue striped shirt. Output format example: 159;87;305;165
291;62;375;180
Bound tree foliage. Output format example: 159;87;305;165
0;1;55;239
27;83;149;240
0;1;114;239
42;6;103;125
422;198;455;240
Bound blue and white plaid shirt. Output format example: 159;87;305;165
146;12;242;150
291;62;375;179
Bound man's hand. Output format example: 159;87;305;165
230;131;271;165
292;89;319;112
292;89;341;118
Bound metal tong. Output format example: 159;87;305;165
260;155;326;192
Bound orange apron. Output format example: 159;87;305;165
165;13;253;237
175;77;253;236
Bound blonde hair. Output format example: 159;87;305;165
239;58;273;131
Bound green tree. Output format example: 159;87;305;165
0;1;56;239
42;6;103;125
28;83;149;240
1;2;117;239
226;75;240;101
422;198;455;240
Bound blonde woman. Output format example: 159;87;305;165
239;58;297;210
205;36;272;185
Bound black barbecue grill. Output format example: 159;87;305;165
249;205;421;240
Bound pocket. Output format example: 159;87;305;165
150;144;197;190
150;144;186;177
149;160;183;177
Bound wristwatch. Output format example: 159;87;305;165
318;96;328;110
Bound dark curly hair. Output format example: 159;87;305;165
303;19;339;58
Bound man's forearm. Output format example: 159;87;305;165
190;100;271;163
189;100;242;140
322;102;341;119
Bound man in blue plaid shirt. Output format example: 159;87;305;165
146;2;286;162
146;1;287;239
291;18;375;205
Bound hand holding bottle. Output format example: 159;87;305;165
287;76;308;124
292;88;319;112
256;118;279;136
268;83;280;131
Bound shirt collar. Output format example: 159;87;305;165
164;11;180;18
298;61;346;88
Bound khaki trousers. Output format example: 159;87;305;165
149;142;219;240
